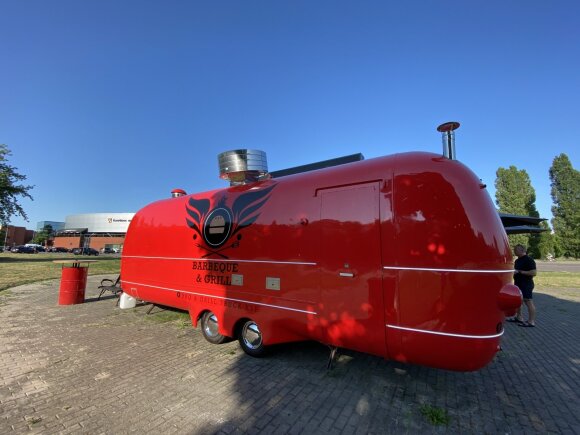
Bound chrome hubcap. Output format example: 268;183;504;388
242;322;262;350
204;313;219;337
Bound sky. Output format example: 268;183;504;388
1;1;578;230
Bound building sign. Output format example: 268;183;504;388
108;218;132;224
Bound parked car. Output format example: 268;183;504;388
50;247;69;253
72;247;99;256
25;244;46;252
100;247;115;254
11;245;37;254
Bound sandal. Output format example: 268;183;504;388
506;318;524;324
518;322;535;327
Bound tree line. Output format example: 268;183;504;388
1;143;579;258
495;153;579;259
0;144;33;226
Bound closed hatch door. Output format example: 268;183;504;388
319;182;386;357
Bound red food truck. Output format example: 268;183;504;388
121;124;522;371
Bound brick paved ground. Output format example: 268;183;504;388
0;277;578;434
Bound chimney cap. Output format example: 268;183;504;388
437;121;460;132
218;149;268;185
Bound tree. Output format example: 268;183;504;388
0;144;34;224
495;166;541;255
533;221;555;260
32;224;53;246
549;154;580;258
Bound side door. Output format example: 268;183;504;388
318;182;386;357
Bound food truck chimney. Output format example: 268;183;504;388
437;121;460;160
218;149;269;186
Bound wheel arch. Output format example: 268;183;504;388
233;317;253;339
188;305;209;328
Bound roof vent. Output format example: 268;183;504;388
171;188;186;198
218;149;269;185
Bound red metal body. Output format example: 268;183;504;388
121;152;521;371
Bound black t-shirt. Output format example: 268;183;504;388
514;255;536;290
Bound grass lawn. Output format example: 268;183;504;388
0;252;120;292
535;272;580;290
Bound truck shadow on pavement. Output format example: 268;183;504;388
209;292;579;434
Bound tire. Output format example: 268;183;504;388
200;311;229;344
238;320;267;357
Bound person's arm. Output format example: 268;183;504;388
515;269;537;277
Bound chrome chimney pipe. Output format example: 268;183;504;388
218;149;269;185
437;121;460;160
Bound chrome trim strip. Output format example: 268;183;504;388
382;266;514;273
386;324;503;339
123;256;316;266
122;280;318;315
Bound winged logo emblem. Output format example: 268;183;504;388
185;184;276;258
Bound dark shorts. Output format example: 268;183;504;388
519;286;534;300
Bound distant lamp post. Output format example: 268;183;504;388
2;225;10;250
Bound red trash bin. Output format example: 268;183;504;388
54;260;97;305
58;266;88;305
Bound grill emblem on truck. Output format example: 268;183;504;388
185;184;276;258
203;208;232;246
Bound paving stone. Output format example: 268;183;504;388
0;277;579;434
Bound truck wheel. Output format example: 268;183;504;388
238;320;267;357
200;311;229;344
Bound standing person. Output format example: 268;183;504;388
507;244;537;327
